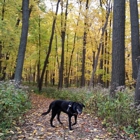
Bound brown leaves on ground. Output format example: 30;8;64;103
5;93;136;140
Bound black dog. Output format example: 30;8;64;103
41;100;85;130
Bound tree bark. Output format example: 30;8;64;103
58;0;68;89
0;0;5;79
37;15;41;84
135;57;140;105
14;0;30;84
129;0;140;80
110;0;125;97
81;0;89;87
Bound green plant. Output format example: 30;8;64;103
0;81;31;131
87;88;140;137
124;126;136;135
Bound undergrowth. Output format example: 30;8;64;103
0;81;31;137
39;86;140;138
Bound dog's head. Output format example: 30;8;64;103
74;103;85;115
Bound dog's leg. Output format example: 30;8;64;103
72;115;77;126
68;115;73;130
57;111;63;124
50;110;57;127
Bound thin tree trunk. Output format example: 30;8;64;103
81;0;89;87
104;30;109;87
67;1;82;87
37;15;41;84
98;44;104;85
89;1;111;88
65;34;69;87
58;0;68;89
55;29;59;69
38;0;60;91
0;0;5;79
134;57;140;105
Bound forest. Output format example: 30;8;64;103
0;0;132;88
1;0;140;139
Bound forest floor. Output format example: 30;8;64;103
5;93;137;140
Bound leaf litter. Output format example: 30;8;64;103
4;93;138;140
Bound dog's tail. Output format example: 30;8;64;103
41;111;49;115
41;102;52;116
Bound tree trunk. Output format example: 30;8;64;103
98;44;104;85
58;0;68;89
89;1;111;88
104;30;109;87
0;0;5;79
38;0;60;91
65;34;69;87
55;29;59;69
67;1;82;88
129;0;140;81
135;57;140;105
110;0;125;97
1;53;9;80
81;0;89;87
37;15;41;85
14;0;30;84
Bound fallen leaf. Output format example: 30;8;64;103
33;129;37;135
9;130;14;134
17;131;22;134
0;133;4;136
15;127;21;131
47;132;53;135
68;130;74;133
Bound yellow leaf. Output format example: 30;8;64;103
36;123;44;127
15;127;21;131
17;131;22;134
47;132;53;135
33;129;37;135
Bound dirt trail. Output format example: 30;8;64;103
5;93;132;140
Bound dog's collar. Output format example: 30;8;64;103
67;103;78;115
67;103;72;112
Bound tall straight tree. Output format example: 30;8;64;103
14;0;30;84
130;0;140;105
110;0;125;96
0;0;5;80
38;0;60;91
58;0;68;89
129;0;140;81
81;0;89;87
67;0;82;87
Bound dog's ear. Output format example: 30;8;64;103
82;104;85;107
